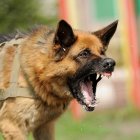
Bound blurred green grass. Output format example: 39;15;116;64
55;107;140;140
0;106;140;140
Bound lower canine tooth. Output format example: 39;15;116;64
108;76;111;79
89;104;97;107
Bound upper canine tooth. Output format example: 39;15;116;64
97;74;100;78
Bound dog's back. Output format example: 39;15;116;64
0;29;66;140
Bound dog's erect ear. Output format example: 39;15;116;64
93;20;118;52
54;20;76;47
53;20;77;61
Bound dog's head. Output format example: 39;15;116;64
21;20;118;109
52;20;118;111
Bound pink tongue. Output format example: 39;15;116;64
103;72;112;77
80;81;93;103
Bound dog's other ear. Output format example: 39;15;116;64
54;20;76;47
93;20;118;52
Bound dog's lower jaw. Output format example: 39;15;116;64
82;105;95;111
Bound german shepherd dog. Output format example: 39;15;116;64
0;20;118;140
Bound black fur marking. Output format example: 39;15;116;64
0;25;47;44
54;20;77;47
0;25;54;45
0;31;26;44
0;43;5;48
0;33;16;43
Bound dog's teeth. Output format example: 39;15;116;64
89;104;97;107
100;74;103;77
99;74;103;78
82;105;87;110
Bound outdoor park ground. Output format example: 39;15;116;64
0;106;140;140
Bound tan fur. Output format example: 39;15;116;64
0;20;117;140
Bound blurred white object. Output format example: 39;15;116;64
96;68;128;110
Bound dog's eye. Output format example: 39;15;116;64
101;50;105;55
78;49;91;58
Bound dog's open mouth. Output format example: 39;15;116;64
79;72;112;111
68;58;115;112
68;71;113;112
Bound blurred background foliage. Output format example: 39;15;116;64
0;0;57;33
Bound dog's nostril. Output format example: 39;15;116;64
107;62;111;67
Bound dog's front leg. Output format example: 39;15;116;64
33;121;55;140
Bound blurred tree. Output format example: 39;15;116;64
0;0;57;33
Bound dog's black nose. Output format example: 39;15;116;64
103;58;116;69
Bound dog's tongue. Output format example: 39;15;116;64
103;72;112;77
80;81;93;104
